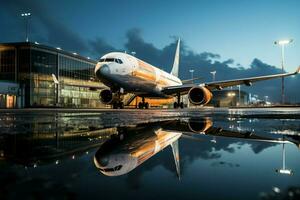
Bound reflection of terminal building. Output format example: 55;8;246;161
0;42;107;108
209;89;249;107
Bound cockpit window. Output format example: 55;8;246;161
117;59;123;64
105;58;115;62
99;165;123;172
99;58;123;64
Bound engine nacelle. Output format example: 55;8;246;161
188;86;213;105
188;118;213;133
99;89;120;104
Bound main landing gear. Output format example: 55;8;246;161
174;93;184;109
138;97;149;109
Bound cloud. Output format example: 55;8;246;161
0;0;89;53
222;58;235;65
125;28;161;65
88;37;118;59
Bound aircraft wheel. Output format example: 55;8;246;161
138;102;143;109
112;103;118;109
180;102;184;108
119;102;124;109
173;102;178;109
119;133;124;140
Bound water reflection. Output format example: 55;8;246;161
93;118;300;177
1;113;300;200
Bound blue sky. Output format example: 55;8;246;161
1;0;300;72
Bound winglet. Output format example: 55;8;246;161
171;38;180;77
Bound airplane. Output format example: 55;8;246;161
95;39;300;109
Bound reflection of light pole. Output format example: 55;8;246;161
21;12;31;42
274;39;293;104
189;69;194;83
276;139;293;175
210;71;216;81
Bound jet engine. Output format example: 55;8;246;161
188;86;213;105
99;89;118;104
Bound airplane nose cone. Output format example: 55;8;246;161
95;63;111;77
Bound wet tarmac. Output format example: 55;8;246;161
0;108;300;200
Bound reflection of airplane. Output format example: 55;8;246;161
95;39;300;109
94;118;300;177
94;124;182;177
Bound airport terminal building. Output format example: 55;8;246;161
0;42;106;108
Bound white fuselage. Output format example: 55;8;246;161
95;52;182;97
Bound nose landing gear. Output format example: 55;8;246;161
112;89;124;109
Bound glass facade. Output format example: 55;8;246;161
58;54;102;108
31;49;57;106
0;47;16;81
0;42;105;108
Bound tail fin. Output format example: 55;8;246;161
170;38;180;77
171;140;181;180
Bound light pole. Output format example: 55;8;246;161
210;71;216;82
264;96;268;103
237;85;241;106
274;39;293;104
189;69;194;83
21;12;31;42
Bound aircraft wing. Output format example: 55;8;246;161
162;67;300;95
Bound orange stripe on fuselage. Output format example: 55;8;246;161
132;60;156;82
138;60;155;72
132;70;156;82
134;59;175;87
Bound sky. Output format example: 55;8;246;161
1;0;300;102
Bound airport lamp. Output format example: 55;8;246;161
274;39;293;104
189;69;194;82
21;12;31;42
210;71;216;82
237;85;241;106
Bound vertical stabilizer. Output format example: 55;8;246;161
171;140;181;180
170;38;180;77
